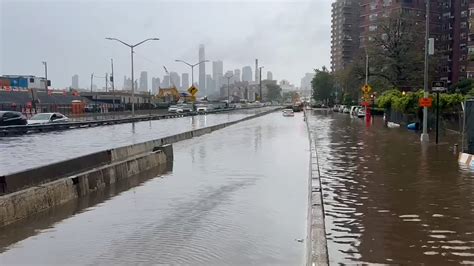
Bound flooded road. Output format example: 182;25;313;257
0;112;309;265
0;107;275;175
307;110;474;264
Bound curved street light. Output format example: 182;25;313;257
106;37;159;117
174;59;209;88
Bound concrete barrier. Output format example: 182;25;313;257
0;149;168;226
305;113;329;266
0;150;112;194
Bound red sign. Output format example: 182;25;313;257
361;101;370;106
419;97;433;107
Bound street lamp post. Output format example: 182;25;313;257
421;0;430;142
106;37;159;117
259;66;264;102
175;59;209;87
225;73;234;104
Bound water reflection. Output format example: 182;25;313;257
0;163;172;253
308;110;474;264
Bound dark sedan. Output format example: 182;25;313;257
0;111;28;126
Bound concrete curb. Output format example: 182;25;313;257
305;110;329;266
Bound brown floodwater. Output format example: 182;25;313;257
307;110;474;264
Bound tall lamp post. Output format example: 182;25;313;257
175;59;209;87
225;73;234;104
106;37;159;117
259;66;264;102
421;0;430;142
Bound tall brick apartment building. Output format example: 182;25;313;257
331;0;472;87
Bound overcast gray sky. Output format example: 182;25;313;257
1;0;331;89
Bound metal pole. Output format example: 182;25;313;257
90;73;94;111
421;0;430;142
227;77;230;103
365;51;369;85
259;67;262;102
105;73;108;92
111;58;115;111
131;46;135;117
191;65;194;86
436;92;440;144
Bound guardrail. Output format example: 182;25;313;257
0;107;264;136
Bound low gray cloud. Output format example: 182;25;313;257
1;0;331;88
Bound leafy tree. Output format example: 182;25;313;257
450;79;474;94
364;12;426;90
266;83;282;102
311;66;335;104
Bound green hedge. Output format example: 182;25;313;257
377;89;464;114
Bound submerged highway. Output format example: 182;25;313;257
0;111;310;264
0;107;275;175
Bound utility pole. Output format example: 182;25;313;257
421;0;430;142
111;58;116;111
105;73;108;92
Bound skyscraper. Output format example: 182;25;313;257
206;74;214;96
199;44;206;94
71;74;79;89
242;66;253;82
182;73;189;90
162;75;170;88
151;77;161;94
300;73;314;90
212;60;223;94
330;0;360;72
170;72;180;88
139;71;148;92
234;69;241;82
266;71;273;81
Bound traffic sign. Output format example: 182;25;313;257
432;81;446;92
361;84;372;94
361;101;370;107
419;97;433;107
188;85;198;96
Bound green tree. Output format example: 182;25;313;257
311;66;335;104
266;83;282;102
363;12;426;91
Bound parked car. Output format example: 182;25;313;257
0;111;28;126
350;106;361;116
28;113;69;125
168;105;179;113
342;106;350;113
357;107;366;118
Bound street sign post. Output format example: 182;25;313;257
188;85;198;96
431;81;446;144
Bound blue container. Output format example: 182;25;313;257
8;78;28;88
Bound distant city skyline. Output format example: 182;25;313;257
2;1;330;89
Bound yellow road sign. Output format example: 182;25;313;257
361;84;372;94
188;85;198;96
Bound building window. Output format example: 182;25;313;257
461;11;467;18
461;22;467;29
461;65;466;72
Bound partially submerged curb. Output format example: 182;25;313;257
305;110;329;266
